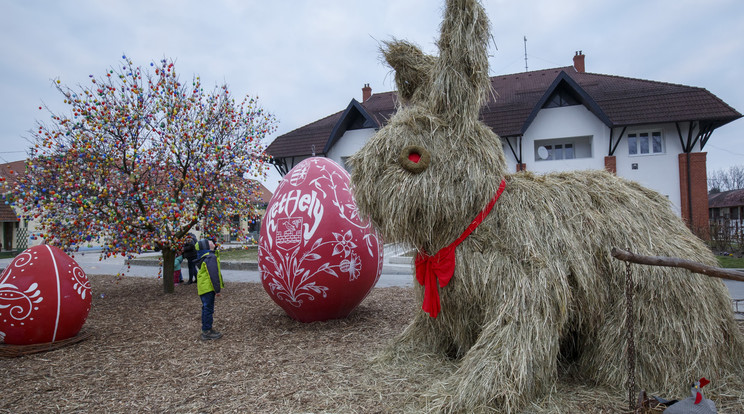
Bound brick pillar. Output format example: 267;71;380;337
604;156;616;174
516;163;526;172
678;152;709;239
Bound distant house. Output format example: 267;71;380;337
0;203;19;251
266;52;742;233
709;189;744;232
0;160;28;251
226;181;272;243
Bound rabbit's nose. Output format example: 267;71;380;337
398;145;430;174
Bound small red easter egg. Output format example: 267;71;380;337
259;157;383;322
0;245;91;345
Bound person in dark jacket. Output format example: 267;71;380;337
194;238;224;340
182;233;198;284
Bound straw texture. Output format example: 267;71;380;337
349;0;744;412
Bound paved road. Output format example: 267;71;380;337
0;250;415;288
2;250;742;318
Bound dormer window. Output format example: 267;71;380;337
543;88;580;108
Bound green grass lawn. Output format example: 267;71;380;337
219;246;259;262
0;251;17;259
716;255;744;269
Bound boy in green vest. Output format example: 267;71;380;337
195;238;224;340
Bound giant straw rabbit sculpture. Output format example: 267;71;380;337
349;0;744;412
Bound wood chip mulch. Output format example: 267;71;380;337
0;275;416;414
2;275;743;413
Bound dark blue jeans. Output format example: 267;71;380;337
187;259;198;282
200;291;216;331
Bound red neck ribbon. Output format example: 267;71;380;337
414;179;506;318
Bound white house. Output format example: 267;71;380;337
267;53;742;234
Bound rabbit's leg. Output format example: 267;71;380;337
427;282;566;412
380;310;454;361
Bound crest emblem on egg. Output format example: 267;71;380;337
259;157;383;322
0;245;91;345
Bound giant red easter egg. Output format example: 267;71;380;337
259;157;383;322
0;245;91;345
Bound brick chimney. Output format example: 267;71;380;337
362;83;372;102
573;51;585;73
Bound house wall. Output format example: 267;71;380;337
615;122;696;216
327;128;377;171
523;105;607;172
331;107;709;222
501;106;706;217
22;219;40;249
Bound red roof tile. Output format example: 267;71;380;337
0;203;17;222
0;160;27;185
267;67;741;159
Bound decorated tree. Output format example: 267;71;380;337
8;56;277;293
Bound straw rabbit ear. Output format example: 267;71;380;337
430;0;491;122
382;39;436;105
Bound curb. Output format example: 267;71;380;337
129;259;258;271
127;259;412;274
389;256;413;265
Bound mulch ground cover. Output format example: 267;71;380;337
2;274;743;413
1;275;417;413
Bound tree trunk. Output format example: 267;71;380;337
611;247;744;282
161;248;176;294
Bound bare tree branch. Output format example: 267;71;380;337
611;247;744;282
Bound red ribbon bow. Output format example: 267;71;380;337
415;179;506;318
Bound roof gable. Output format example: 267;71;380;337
324;99;379;154
266;92;396;159
521;70;612;134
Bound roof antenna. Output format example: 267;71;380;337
523;35;528;72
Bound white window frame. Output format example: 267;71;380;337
627;130;664;156
534;136;591;162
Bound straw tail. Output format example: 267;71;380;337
430;0;491;122
382;39;435;105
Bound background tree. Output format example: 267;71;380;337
7;56;277;293
708;165;744;193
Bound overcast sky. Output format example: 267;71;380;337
1;0;743;191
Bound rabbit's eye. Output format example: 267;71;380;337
398;145;430;174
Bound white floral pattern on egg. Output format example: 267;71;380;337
0;245;91;345
259;157;383;322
